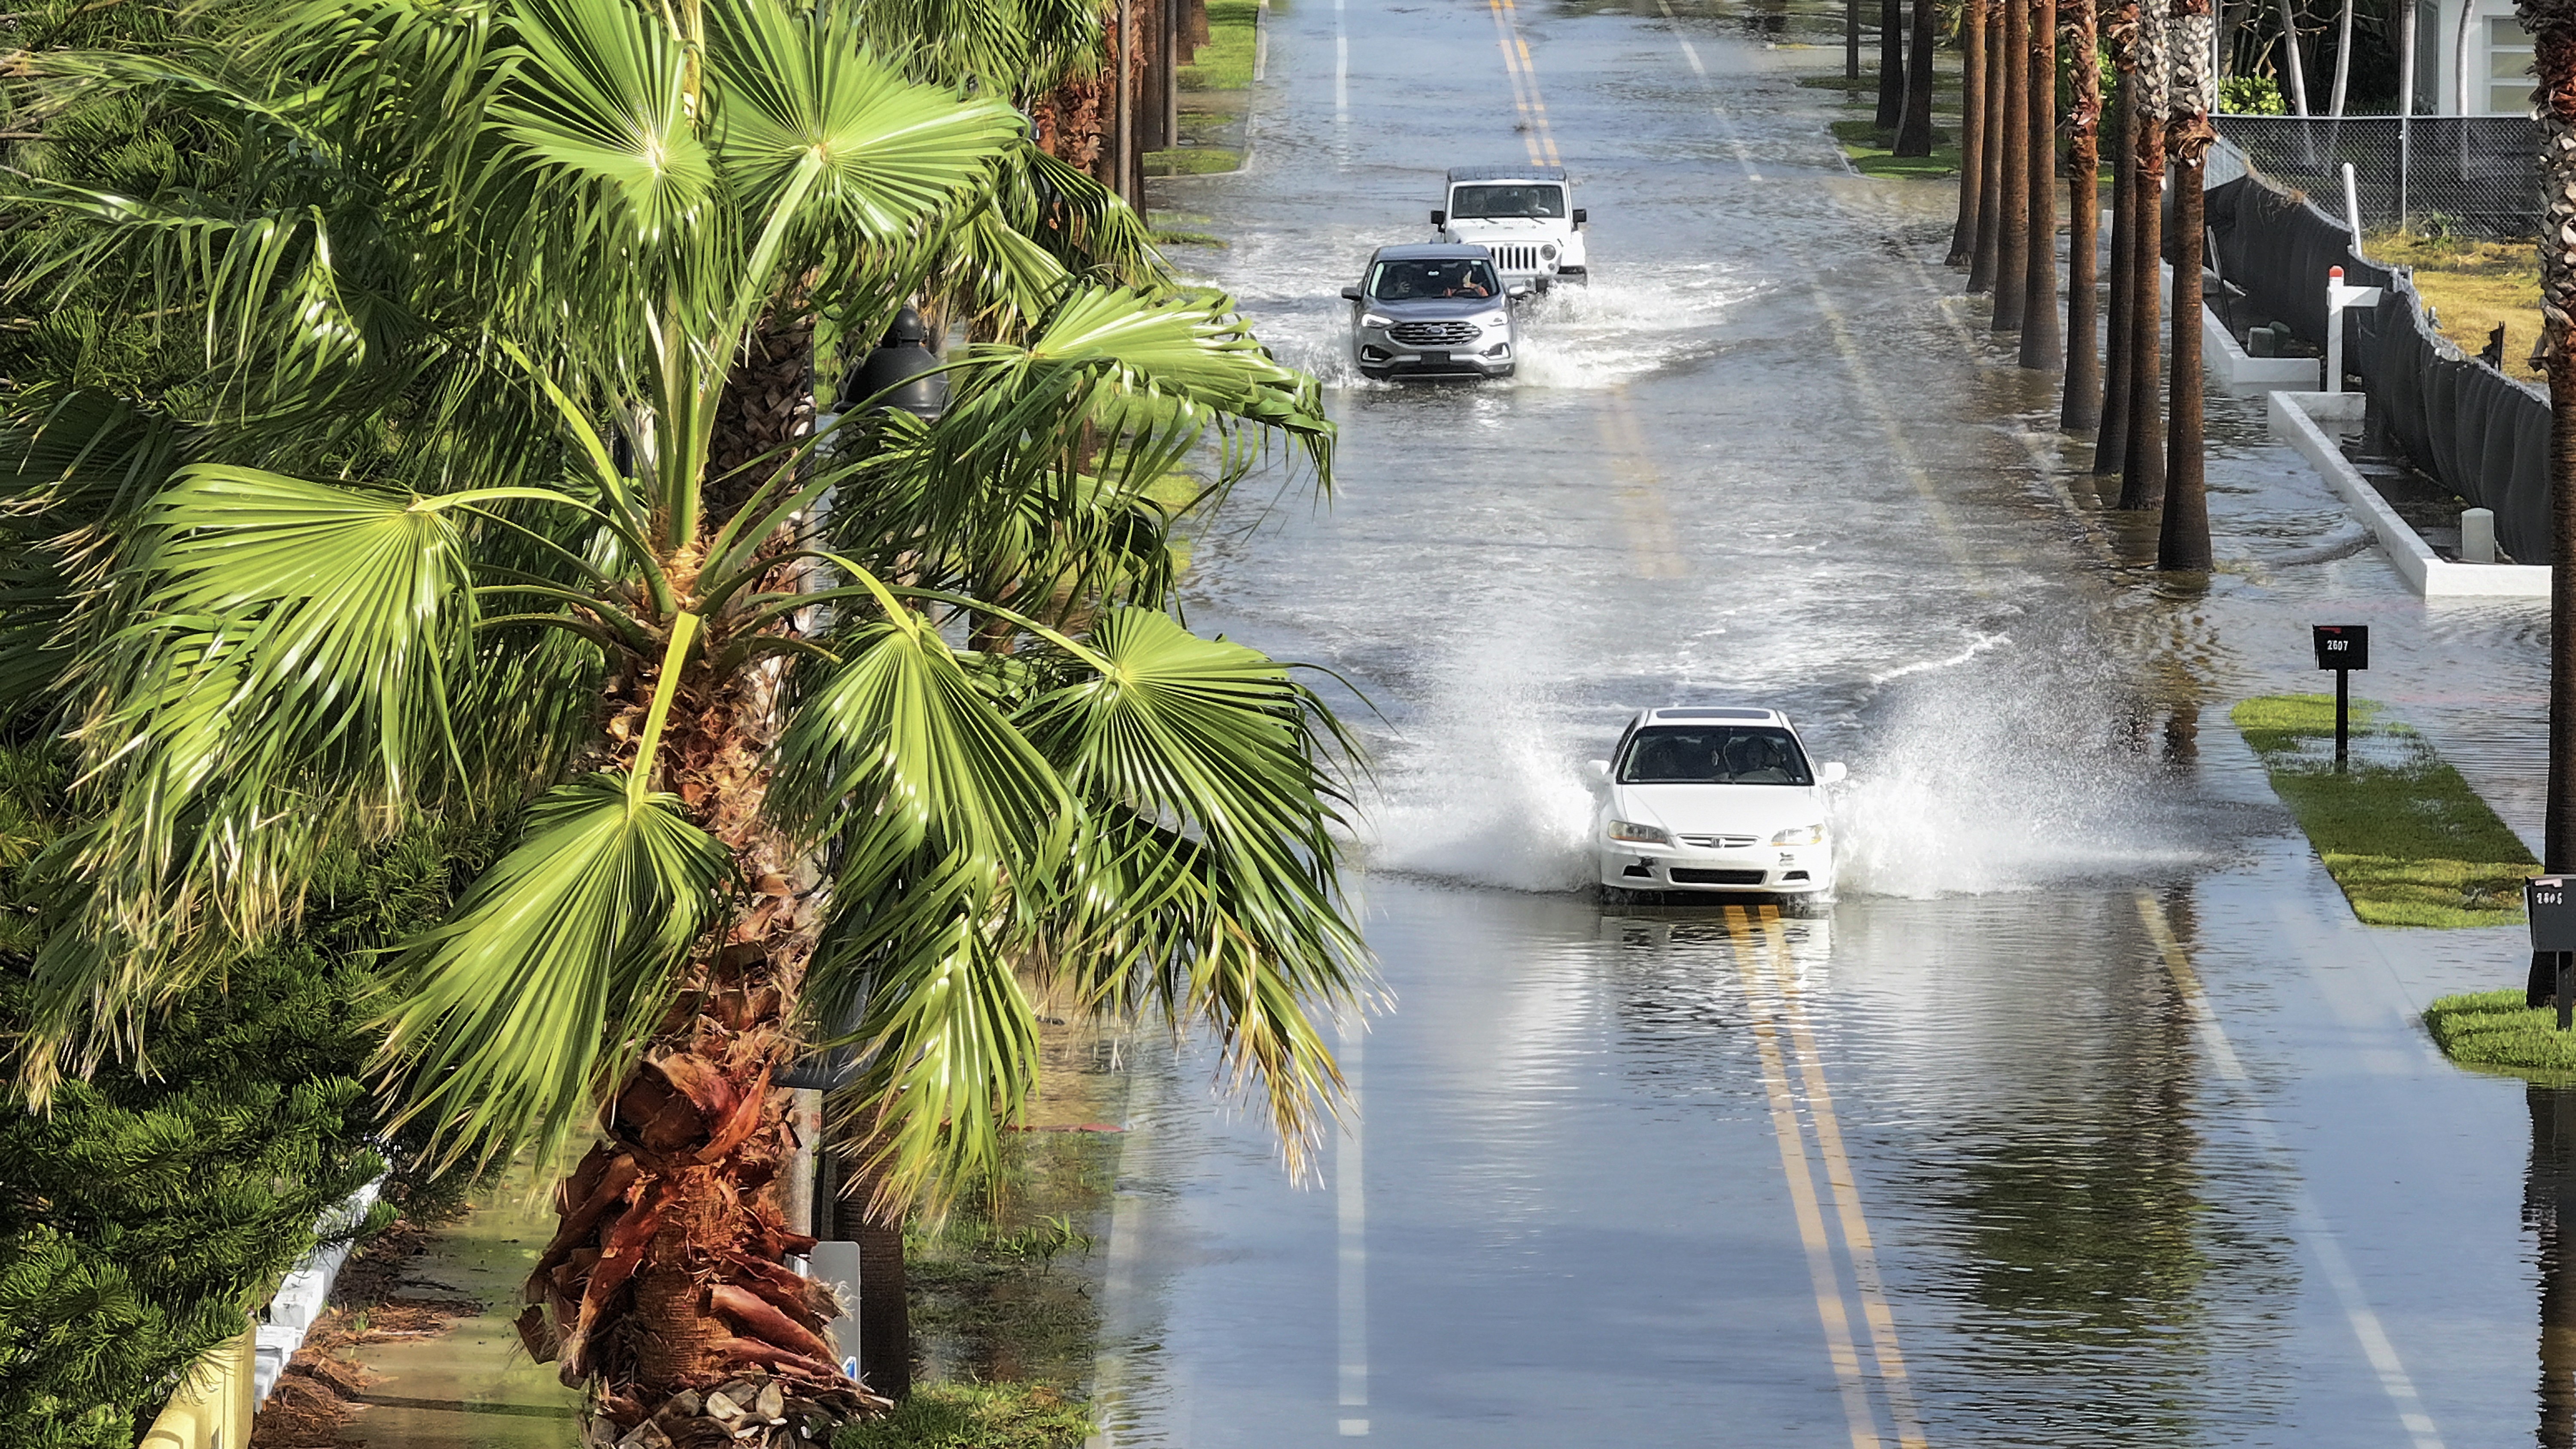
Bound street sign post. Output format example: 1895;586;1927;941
2312;625;2368;769
2533;875;2576;1029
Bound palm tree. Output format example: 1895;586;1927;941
1895;0;1938;157
2020;0;2064;369
1950;0;1990;265
2519;0;2576;873
2096;36;2136;476
2062;0;2105;428
1972;0;2010;292
2160;0;2216;568
1994;0;2032;333
0;0;1364;1437
1879;0;1909;126
2117;0;2169;510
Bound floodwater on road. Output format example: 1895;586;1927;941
1089;0;2566;1445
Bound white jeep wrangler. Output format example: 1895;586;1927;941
1430;165;1587;292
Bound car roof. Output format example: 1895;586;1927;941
1446;165;1571;182
1629;706;1790;727
1368;242;1497;261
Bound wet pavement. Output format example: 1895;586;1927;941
1091;0;2562;1444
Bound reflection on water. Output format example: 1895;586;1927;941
2532;1084;2576;1445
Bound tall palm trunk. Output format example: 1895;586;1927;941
2097;55;2138;469
1972;3;2010;291
1994;0;2032;333
1879;0;1909;124
1951;0;1990;264
2160;0;2216;569
2063;0;2105;427
516;320;887;1442
2020;0;2064;368
2528;0;2576;872
2117;0;2168;510
1896;0;1940;155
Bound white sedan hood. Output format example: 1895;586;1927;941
1614;783;1823;835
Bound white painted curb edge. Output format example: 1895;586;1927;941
252;1178;386;1407
2264;390;2548;598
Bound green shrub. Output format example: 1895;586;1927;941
0;748;495;1447
2219;75;2287;115
834;1382;1092;1449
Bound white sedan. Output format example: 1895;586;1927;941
1585;707;1846;899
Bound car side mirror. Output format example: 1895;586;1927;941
1431;209;1447;228
1572;207;1588;225
1507;283;1532;300
1583;760;1611;786
1818;761;1847;785
1341;286;1363;301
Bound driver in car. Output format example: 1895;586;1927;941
1441;269;1491;298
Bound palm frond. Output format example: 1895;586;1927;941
377;772;733;1166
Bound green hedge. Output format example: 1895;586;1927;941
0;751;491;1447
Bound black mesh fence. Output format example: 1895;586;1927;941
2205;172;2555;562
2213;115;2540;240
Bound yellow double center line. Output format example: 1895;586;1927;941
1723;905;1929;1449
1488;0;1560;167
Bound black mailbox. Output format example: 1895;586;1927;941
2534;876;2576;953
2312;624;2369;671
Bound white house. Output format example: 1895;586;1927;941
2416;0;2535;115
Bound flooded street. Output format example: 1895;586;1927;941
1086;0;2566;1444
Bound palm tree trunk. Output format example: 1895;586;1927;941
2160;0;2216;569
1971;2;2010;291
1850;0;1863;80
1951;0;1990;264
2117;0;2168;510
1994;0;2032;333
1896;0;1940;155
2064;0;2105;427
2097;55;2138;470
2531;0;2576;872
1879;0;1908;124
2020;0;2064;368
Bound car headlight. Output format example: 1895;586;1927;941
1771;823;1827;846
1540;243;1558;261
1360;312;1394;328
1608;820;1671;845
1476;310;1509;329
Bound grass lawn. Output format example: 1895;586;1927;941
2364;229;2543;375
2231;693;2536;927
2422;990;2576;1080
835;1382;1093;1449
1178;0;1259;91
1829;117;1961;178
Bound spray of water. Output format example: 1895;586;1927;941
1352;632;2222;901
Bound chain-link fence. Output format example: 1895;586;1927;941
2212;115;2540;239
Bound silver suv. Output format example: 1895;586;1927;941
1342;243;1523;382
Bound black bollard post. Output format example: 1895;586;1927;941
2311;625;2368;774
2558;951;2572;1032
2536;878;2576;1025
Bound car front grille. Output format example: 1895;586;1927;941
1388;320;1480;347
1668;868;1768;886
1677;834;1760;849
1488;243;1547;273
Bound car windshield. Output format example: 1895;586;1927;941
1367;258;1501;300
1449;183;1567;219
1617;726;1813;785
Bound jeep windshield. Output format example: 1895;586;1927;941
1449;184;1566;219
1367;258;1501;301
